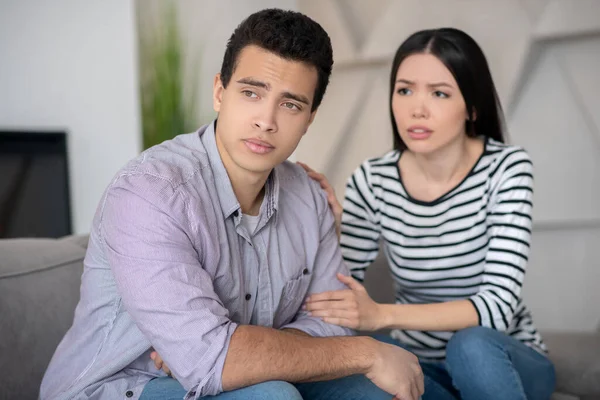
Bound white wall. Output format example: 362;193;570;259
0;0;142;234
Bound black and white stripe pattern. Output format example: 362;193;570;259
341;138;546;360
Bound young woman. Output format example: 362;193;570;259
300;28;555;400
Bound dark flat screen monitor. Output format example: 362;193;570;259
0;131;72;238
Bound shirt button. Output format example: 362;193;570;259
303;268;309;275
190;391;196;397
125;390;134;398
245;293;252;301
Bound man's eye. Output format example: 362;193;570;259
283;102;300;110
242;90;258;98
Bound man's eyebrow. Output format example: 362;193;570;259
282;91;310;106
236;77;310;106
236;77;270;90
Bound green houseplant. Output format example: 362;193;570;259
139;3;198;150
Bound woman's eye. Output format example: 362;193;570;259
434;91;449;98
397;88;411;95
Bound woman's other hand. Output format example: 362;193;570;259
297;161;342;238
304;273;386;331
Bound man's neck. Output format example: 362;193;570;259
215;130;270;216
228;167;268;216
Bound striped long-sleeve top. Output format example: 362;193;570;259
340;138;546;360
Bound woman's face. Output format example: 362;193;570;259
392;53;471;155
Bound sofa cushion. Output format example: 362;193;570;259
0;235;88;400
545;332;600;397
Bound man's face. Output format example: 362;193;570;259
213;45;318;178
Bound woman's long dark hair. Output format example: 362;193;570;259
389;28;505;151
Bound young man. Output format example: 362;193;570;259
40;9;423;400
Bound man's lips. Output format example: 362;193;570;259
243;138;275;154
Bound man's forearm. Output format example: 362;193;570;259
221;325;375;391
281;328;312;337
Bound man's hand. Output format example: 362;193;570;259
304;273;386;331
150;350;172;377
368;340;424;400
150;327;423;399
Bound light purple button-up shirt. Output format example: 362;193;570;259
40;122;353;400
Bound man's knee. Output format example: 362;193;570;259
296;374;393;400
253;381;303;400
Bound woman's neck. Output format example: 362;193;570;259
410;136;482;185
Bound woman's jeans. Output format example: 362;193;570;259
375;326;556;400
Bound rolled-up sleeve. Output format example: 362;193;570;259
100;174;235;397
282;179;355;338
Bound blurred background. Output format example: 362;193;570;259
1;0;599;334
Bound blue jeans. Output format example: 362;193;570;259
139;378;303;400
374;326;556;400
139;374;395;400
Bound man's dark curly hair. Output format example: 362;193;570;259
219;8;333;112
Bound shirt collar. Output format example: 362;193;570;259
200;120;280;221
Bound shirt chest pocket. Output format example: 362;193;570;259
273;269;311;329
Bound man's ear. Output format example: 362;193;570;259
213;73;224;112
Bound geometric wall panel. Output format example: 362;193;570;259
523;227;600;332
298;0;357;63
534;0;600;39
324;69;392;196
358;0;533;104
295;67;392;196
558;37;600;148
508;39;600;226
296;0;600;332
294;68;374;173
520;0;552;23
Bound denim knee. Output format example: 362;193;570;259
446;326;499;368
256;381;303;400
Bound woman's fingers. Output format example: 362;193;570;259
304;299;357;311
150;350;172;377
320;316;356;328
297;162;343;226
305;289;352;303
296;161;313;173
297;162;334;190
309;308;358;320
336;273;366;291
150;351;162;370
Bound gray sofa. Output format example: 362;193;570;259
1;235;599;400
